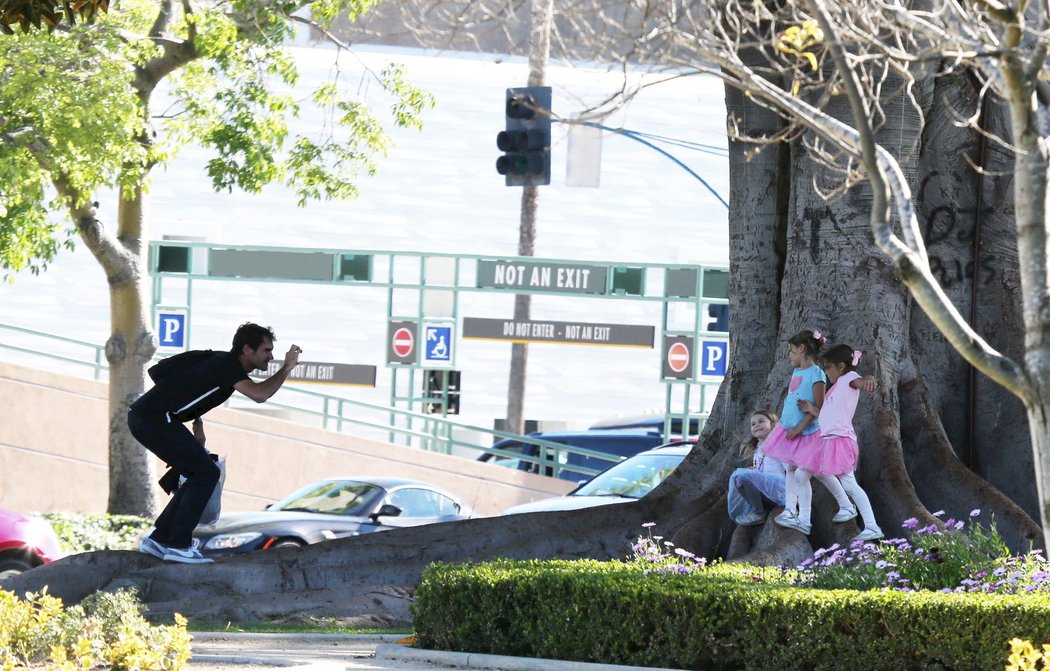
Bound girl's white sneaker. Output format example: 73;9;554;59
854;527;884;542
774;515;812;535
832;505;858;523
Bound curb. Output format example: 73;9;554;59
189;654;302;668
190;658;344;671
189;633;402;670
376;643;683;671
190;633;407;642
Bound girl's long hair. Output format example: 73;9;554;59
739;409;779;460
819;344;858;372
788;329;827;360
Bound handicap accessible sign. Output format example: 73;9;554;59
423;322;454;367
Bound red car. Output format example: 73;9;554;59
0;508;63;579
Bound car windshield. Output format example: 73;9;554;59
572;453;686;499
270;481;383;515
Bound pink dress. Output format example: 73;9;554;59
762;365;825;465
794;371;861;476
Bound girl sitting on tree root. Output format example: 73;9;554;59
728;409;786;525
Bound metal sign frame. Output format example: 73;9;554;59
148;241;728;439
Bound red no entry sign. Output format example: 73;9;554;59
392;327;415;358
667;341;690;373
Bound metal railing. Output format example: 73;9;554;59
0;323;626;479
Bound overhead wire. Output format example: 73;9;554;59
573;121;730;209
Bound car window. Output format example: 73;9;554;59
574;453;686;499
485;442;539;472
272;481;381;515
388;488;459;517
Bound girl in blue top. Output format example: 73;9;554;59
762;330;853;531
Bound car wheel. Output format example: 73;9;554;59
0;557;34;580
269;539;304;550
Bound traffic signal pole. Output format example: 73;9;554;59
505;0;552;437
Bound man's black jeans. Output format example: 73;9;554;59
128;409;220;549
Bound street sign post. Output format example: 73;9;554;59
387;321;418;365
423;322;455;367
662;336;694;380
463;317;653;347
699;340;728;378
252;360;377;386
155;308;188;352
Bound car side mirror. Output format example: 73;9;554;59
369;504;402;522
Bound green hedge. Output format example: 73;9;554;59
42;511;153;553
412;559;1050;671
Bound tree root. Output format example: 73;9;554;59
899;376;1042;552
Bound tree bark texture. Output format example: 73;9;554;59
93;185;157;515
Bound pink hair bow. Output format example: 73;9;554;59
852;351;862;366
812;330;824;342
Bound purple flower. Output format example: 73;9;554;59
932;510;945;517
902;518;919;529
953;521;965;530
970;509;981;517
642;522;656;528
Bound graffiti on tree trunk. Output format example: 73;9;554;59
924;204;999;290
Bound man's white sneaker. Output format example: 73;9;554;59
774;515;812;535
138;537;167;560
832;505;858;523
774;510;796;524
854;527;885;542
161;545;214;564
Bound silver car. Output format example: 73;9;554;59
501;442;693;515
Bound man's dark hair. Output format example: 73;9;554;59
231;322;276;354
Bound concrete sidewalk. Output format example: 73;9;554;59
188;633;681;671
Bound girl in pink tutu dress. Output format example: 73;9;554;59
794;344;883;541
763;331;854;533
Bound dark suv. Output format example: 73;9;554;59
477;429;667;482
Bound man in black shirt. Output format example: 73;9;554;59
129;322;302;563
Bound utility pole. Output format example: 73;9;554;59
505;0;552;436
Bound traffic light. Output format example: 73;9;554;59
423;369;461;415
496;86;552;187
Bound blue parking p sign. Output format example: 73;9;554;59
156;310;188;351
699;340;728;377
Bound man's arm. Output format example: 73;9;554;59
234;345;302;403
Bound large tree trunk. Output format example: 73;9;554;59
79;184;157;515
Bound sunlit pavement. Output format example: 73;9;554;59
188;633;681;671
